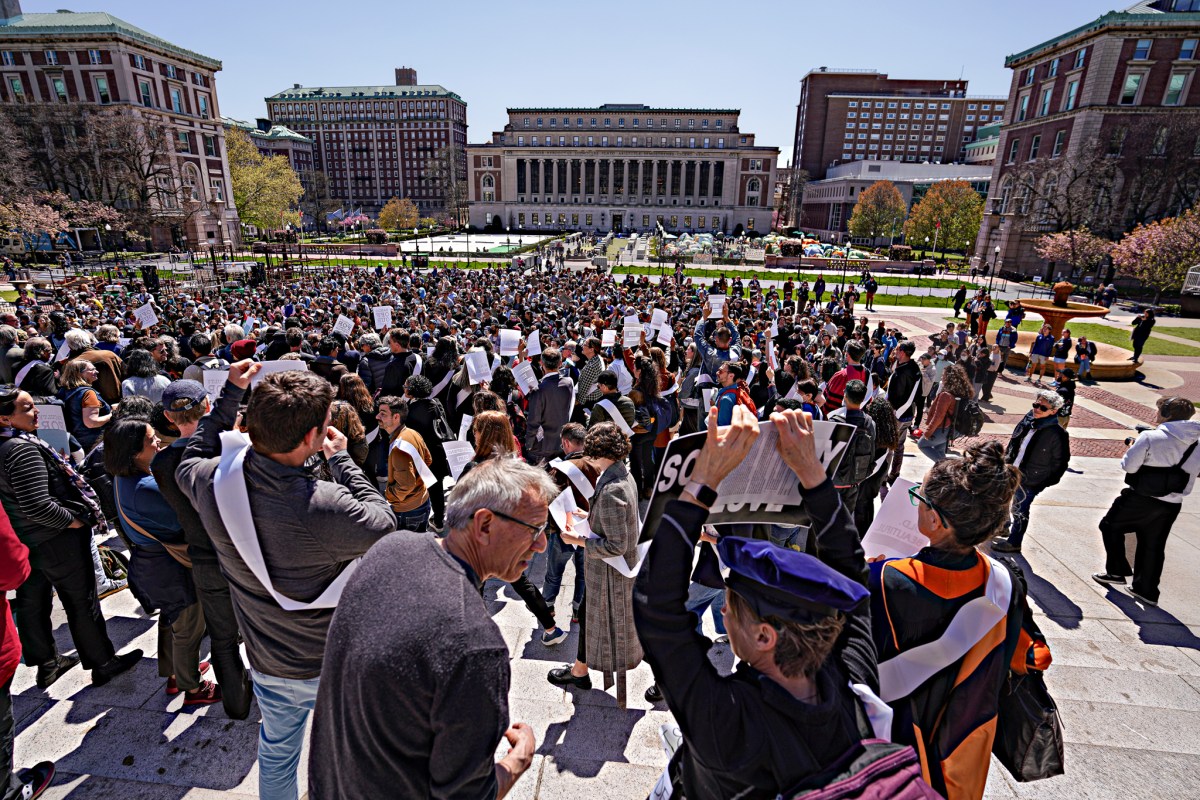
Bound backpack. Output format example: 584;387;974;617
1124;440;1198;497
783;739;941;799
951;397;985;439
650;395;677;435
831;410;875;486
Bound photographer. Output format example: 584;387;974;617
1093;397;1200;606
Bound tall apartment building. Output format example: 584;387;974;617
0;0;240;249
222;116;314;194
785;68;1005;227
466;104;779;235
976;0;1200;277
265;68;467;216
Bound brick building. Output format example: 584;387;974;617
466;104;779;236
222;116;314;194
0;0;240;249
265;68;468;217
976;0;1200;278
784;68;1005;227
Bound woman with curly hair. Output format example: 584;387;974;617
917;364;972;462
869;441;1052;800
855;394;900;534
549;422;643;700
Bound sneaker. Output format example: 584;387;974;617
1091;573;1126;586
91;649;143;687
541;628;568;647
1129;589;1159;607
547;665;591;690
645;683;664;703
16;761;55;799
183;680;223;707
35;654;80;689
166;661;211;695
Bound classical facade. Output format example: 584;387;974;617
0;0;240;249
976;0;1200;278
467;104;779;235
265;68;468;216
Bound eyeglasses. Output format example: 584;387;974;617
489;509;548;541
1032;402;1051;412
908;483;948;528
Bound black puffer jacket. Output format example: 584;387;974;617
357;347;391;395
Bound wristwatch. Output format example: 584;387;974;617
683;480;719;508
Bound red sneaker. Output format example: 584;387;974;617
183;680;223;707
166;661;211;695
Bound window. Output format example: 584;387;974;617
1029;134;1041;160
1133;39;1152;60
1018;95;1029;121
1052;129;1066;157
1182;39;1198;60
94;76;110;104
1049;57;1060;77
1173;0;1200;10
848;101;857;107
44;50;58;65
715;119;723;128
1039;88;1052;116
1074;48;1087;70
1120;72;1143;104
132;53;146;70
6;76;24;103
165;64;176;79
1152;127;1169;156
1024;67;1035;85
51;77;67;103
204;134;217;157
170;87;183;113
1064;80;1079;110
1165;72;1187;105
0;51;11;66
210;178;225;202
177;131;191;153
88;49;102;65
198;94;209;119
139;80;152;107
1007;138;1020;163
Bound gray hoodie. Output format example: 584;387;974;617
1122;419;1200;504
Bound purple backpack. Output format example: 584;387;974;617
784;739;941;800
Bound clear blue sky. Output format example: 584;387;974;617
30;0;1109;165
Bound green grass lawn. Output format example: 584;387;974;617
1155;326;1200;344
0;290;16;303
944;317;1200;357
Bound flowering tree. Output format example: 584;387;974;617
1034;227;1112;281
1111;209;1200;303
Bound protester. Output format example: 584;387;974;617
1094;396;1200;606
308;458;555;799
525;347;574;464
857;394;900;534
917;364;971;462
376;396;433;532
993;389;1070;553
540;423;596;623
829;380;876;514
63;328;123;405
870;441;1052;800
57;359;113;453
14;338;57;399
587;370;636;432
121;348;170;403
400;375;452;527
885;341;921;483
1130;309;1155;363
1025;323;1054;384
176;364;397;800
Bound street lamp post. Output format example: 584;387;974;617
103;223;112;283
988;244;1001;294
924;235;930;263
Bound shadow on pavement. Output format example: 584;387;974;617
1101;586;1200;651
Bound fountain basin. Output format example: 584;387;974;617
1020;299;1112;338
1004;329;1138;380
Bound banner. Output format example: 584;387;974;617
638;419;856;541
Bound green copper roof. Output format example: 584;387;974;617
222;117;312;144
1005;4;1200;66
267;84;464;103
509;106;739;114
0;10;220;69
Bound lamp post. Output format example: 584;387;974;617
506;226;511;247
924;235;930;262
988;244;1000;294
103;223;112;283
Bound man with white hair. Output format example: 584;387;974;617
993;389;1070;553
64;329;123;405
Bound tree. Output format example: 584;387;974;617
378;197;419;231
1112;208;1200;303
1034;228;1112;282
1000;136;1121;236
425;144;468;225
904;180;984;255
848;180;907;241
226;126;303;234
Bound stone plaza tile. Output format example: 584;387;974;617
39;772;258;799
1045;664;1200;711
999;742;1200;800
535;756;663;800
1046;639;1200;676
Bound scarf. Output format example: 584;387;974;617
0;426;106;528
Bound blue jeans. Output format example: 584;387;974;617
769;524;807;551
686;583;727;635
394;498;431;533
541;531;585;610
1006;484;1043;548
250;669;320;800
917;427;951;462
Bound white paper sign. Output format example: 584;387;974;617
623;324;642;349
465;350;491;385
202;369;229;399
623;314;641;328
242;317;258;335
707;295;726;319
333;314;355;338
651;308;669;330
33;404;70;455
55;337;74;363
133;303;158;329
601;329;617;349
527;330;542;357
549;489;595;547
767;343;779;370
770;320;779;338
512;360;538;395
118;338;132;348
251;359;308;387
443;440;476;481
499;329;521;357
372;305;393;331
861;479;928;560
458;414;474;441
657;325;673;347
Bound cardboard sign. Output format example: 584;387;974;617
372;305;393;331
638;420;856;540
333;314;355;338
861;479;929;560
133;303;158;329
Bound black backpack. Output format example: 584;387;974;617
951;397;985;439
1124;440;1198;497
833;412;876;486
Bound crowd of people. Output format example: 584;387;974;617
0;256;1194;800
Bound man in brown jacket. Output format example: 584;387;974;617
377;396;433;533
64;329;123;405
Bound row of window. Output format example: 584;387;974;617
1120;69;1192;106
1004;129;1069;164
841;145;945;154
845;133;948;141
0;49;208;89
847;100;964;110
845;123;958;131
836;154;938;164
847;112;950;120
3;71;209;117
512;135;748;148
521;116;725;130
513;212;740;230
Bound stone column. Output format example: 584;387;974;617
666;160;674;198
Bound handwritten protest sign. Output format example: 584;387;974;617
202;369;229;399
372;306;393;331
443;440;476;481
333;314;355;338
861;479;927;559
499;329;521;357
465;351;491;385
601;329;617;348
707;295;726;319
133;303;158;329
33;405;69;455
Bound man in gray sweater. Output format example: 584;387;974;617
177;362;396;800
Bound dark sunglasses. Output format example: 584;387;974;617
1032;402;1051;412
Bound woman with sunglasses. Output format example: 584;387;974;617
993;390;1070;554
548;422;643;698
0;388;140;689
869;441;1052;800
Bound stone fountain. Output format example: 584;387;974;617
1005;281;1138;379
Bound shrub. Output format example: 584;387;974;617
888;244;912;261
365;229;389;244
